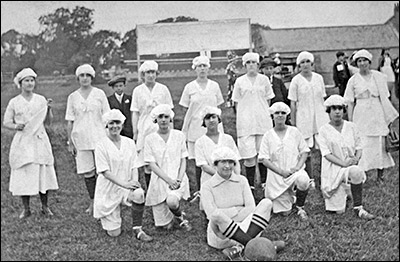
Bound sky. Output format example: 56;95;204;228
1;1;398;36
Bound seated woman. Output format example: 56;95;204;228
201;147;284;260
258;102;311;221
94;109;153;241
318;95;374;220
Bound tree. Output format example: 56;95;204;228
156;16;199;23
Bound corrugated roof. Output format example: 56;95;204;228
259;24;399;53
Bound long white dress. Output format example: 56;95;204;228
318;121;366;211
4;94;58;196
380;57;395;82
93;136;139;219
258;126;310;213
143;129;190;206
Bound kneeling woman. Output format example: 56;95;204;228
94;109;153;241
318;95;374;219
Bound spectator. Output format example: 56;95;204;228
107;75;133;138
344;49;398;183
3;68;58;219
225;51;240;111
200;146;285;260
318;95;374;219
143;104;192;232
131;60;174;189
179;55;225;195
259;102;311;220
333;51;351;96
378;49;396;101
288;51;329;187
94;109;153;241
232;52;275;194
66;64;110;215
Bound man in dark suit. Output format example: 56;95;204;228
107;75;133;138
333;51;351;96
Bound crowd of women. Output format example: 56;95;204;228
3;48;398;259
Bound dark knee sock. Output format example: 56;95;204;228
170;205;182;217
39;192;48;207
245;166;256;188
258;163;268;184
131;202;145;227
305;157;313;179
223;220;252;246
84;176;97;199
295;189;309;208
351;183;363;207
246;213;269;238
144;172;151;189
195;166;202;191
21;196;30;211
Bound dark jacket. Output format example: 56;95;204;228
333;61;351;96
270;76;290;106
107;93;133;138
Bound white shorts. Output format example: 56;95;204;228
237;135;264;159
100;205;122;231
151;190;183;227
76;150;95;174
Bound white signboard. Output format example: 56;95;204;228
136;18;251;55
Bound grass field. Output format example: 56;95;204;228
1;75;399;261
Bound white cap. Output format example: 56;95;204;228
192;55;211;69
150;104;175;120
242;52;260;66
139;60;158;73
102;109;126;126
353;49;373;62
296;51;314;65
75;64;95;78
200;106;222;120
268;102;291;115
211;146;239;163
324;94;346;108
13;68;37;88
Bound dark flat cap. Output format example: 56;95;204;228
107;75;126;86
336;51;346;58
260;58;277;68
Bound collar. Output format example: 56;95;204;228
210;172;241;187
115;93;123;101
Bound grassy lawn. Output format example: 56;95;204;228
1;75;399;261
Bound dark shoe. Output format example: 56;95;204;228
41;207;54;216
222;244;244;260
272;240;285;252
355;207;375;220
19;210;31;219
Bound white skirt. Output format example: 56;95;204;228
359;136;395;171
9;163;59;196
380;66;395;82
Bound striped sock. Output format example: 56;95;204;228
246;213;269;238
223;221;252;246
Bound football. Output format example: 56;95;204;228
244;237;277;261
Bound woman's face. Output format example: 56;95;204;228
215;160;235;179
245;60;259;74
204;114;219;130
107;120;123;136
78;73;92;87
272;111;287;124
144;70;157;84
195;64;209;77
329;105;344;122
356;57;371;71
20;77;35;91
298;59;313;72
156;114;171;129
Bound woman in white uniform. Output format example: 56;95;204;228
344;49;398;182
288;51;329;187
3;68;58;219
200;147;284;260
194;106;241;209
258;102;311;220
318;95;374;219
94;109;153;240
179;55;225;194
131;60;174;188
66;64;110;215
143;104;192;232
232;52;275;193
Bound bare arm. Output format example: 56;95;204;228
67;120;76;156
290;100;297;126
100;169;141;190
131;111;139;141
347;101;355;122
